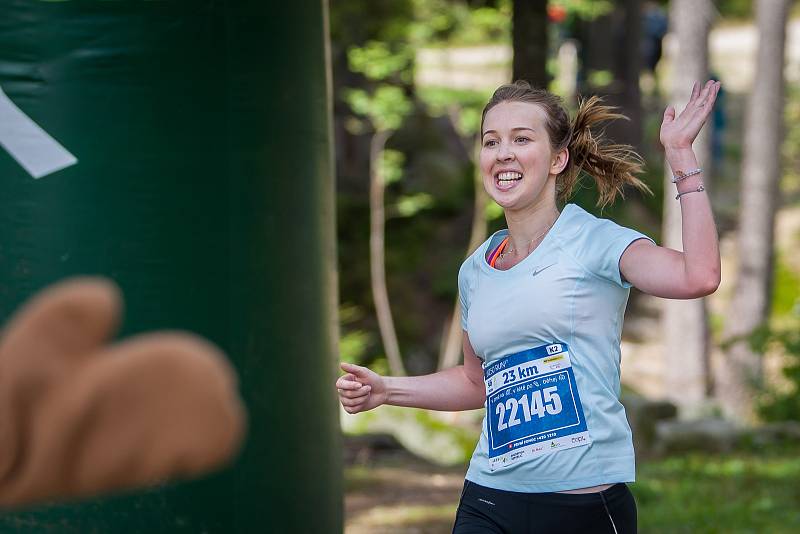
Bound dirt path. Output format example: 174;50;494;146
345;441;466;534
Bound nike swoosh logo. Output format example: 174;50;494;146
532;262;557;277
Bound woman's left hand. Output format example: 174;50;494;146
660;80;720;151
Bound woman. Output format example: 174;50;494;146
337;79;721;533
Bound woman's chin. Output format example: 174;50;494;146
490;195;522;210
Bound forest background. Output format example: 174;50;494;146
331;0;800;532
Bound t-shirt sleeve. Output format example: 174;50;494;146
574;218;655;288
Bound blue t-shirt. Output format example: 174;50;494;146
459;203;653;493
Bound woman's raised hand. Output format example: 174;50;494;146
660;80;721;151
336;362;387;414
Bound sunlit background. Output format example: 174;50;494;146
332;1;800;532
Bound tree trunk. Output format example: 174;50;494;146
512;0;548;88
577;0;642;149
717;0;789;422
615;0;642;150
439;138;488;370
370;130;406;376
661;0;714;416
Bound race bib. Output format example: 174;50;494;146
484;342;591;471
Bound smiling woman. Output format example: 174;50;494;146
337;79;722;534
477;85;651;271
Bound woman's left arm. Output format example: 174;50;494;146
620;80;722;299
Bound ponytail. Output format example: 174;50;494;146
560;96;651;207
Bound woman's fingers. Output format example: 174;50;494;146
680;80;716;117
340;395;370;408
677;81;703;120
336;362;381;412
691;80;701;101
339;385;371;400
687;81;720;130
336;374;362;390
340;361;370;379
696;80;715;108
663;105;676;124
679;81;720;126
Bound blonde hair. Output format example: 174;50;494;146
480;81;651;207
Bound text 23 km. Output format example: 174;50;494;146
501;365;538;384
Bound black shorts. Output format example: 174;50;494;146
453;480;637;534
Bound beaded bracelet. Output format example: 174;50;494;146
675;183;705;200
671;167;703;183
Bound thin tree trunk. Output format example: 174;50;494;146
717;0;789;422
369;130;406;376
610;0;642;150
439;138;487;370
512;0;549;88
577;1;641;149
661;0;714;416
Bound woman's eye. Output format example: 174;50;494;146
484;139;498;147
515;136;530;143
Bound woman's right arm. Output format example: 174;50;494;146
336;332;486;413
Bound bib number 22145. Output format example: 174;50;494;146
495;386;562;431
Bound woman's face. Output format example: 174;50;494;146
479;101;567;212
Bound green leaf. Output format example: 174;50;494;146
380;149;405;185
587;69;614;89
343;86;412;132
343;88;373;118
347;41;411;81
371;85;412;131
555;0;613;20
395;193;434;217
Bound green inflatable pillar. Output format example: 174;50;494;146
0;0;341;532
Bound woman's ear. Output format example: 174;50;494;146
551;148;569;175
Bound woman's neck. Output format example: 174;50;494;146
504;199;561;254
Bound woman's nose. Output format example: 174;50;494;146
497;144;516;161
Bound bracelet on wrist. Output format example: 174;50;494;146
675;183;705;200
671;167;703;183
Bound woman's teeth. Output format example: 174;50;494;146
497;171;522;183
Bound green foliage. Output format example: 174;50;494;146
716;0;753;19
408;0;510;46
380;148;406;185
371;85;413;130
329;0;414;45
347;41;413;81
772;256;800;320
344;42;413;131
633;451;800;532
394;193;434;217
344;88;373;117
340;330;371;364
587;69;614;88
344;85;413;132
554;0;613;20
417;86;491;137
747;254;800;422
340;303;374;365
756;327;800;422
